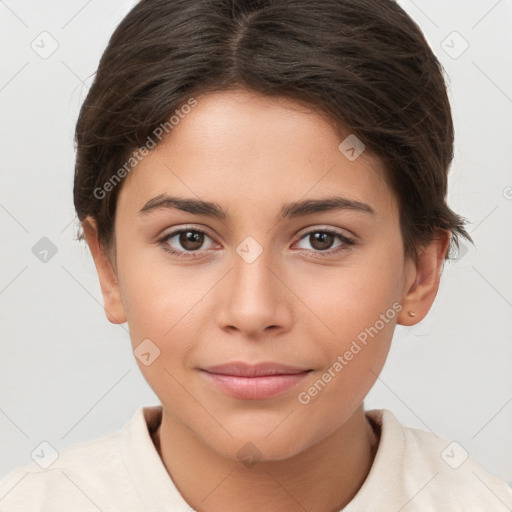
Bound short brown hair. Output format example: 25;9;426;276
73;0;471;260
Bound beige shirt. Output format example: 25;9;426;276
0;405;511;511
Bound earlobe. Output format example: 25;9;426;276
397;231;451;326
82;217;127;325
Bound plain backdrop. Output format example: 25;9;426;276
1;0;511;486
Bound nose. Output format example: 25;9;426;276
215;242;293;340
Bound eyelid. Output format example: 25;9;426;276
158;224;217;243
294;224;355;242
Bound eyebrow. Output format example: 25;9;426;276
137;194;375;219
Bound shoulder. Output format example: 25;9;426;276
356;409;512;511
401;418;511;509
0;410;145;511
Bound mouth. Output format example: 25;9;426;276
199;362;313;400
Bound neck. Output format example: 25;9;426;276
152;404;379;512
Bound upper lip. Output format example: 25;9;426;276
201;362;311;377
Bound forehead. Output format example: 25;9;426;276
117;89;396;220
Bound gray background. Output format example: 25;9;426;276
1;0;511;486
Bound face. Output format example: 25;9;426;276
90;89;428;461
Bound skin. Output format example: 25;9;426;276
83;89;450;511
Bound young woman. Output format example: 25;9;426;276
1;0;511;510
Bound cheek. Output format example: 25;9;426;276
294;246;404;343
117;245;226;390
291;243;404;397
119;264;205;406
117;240;205;339
293;284;399;430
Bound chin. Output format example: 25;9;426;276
196;419;321;464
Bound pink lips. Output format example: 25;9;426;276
200;362;311;400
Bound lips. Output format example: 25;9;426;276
200;362;312;400
203;362;310;377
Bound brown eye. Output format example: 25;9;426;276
179;230;205;251
309;232;335;251
294;228;355;256
160;227;216;257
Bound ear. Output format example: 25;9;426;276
397;230;451;326
82;217;127;325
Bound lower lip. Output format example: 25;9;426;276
201;371;311;400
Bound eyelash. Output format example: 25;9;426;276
158;225;355;259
